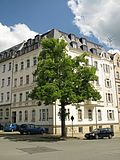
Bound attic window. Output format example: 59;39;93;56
81;45;88;51
70;41;78;48
68;34;75;41
90;48;97;54
80;38;87;45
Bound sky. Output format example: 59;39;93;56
0;0;120;52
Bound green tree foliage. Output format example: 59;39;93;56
30;38;101;137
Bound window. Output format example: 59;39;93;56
107;110;114;120
78;109;82;121
103;64;110;73
15;64;18;72
116;71;119;79
105;79;111;88
89;126;93;132
6;92;10;101
20;77;23;86
7;77;11;86
119;98;120;105
94;61;98;70
27;59;30;68
5;108;9;118
1;93;4;102
2;64;6;73
19;111;22;121
8;62;11;71
39;109;42;121
13;94;16;103
31;109;35;122
33;57;37;66
106;93;113;103
79;127;83;133
20;61;24;70
46;109;49;121
88;109;93;120
33;74;36;82
14;78;17;87
19;93;23;102
0;109;3;119
98;110;102;121
25;92;29;101
1;79;5;87
26;75;29;84
24;110;28;121
118;85;120;94
42;109;45;121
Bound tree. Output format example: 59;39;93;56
30;38;101;137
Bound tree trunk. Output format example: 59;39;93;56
61;104;66;138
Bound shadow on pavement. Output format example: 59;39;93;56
0;133;64;142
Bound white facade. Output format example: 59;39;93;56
0;29;119;136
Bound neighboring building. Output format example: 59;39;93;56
0;29;119;137
111;52;120;130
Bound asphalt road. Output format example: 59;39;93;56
0;134;120;160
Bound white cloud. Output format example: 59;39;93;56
68;0;120;49
0;23;38;52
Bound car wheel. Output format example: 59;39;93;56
108;134;112;139
95;135;99;139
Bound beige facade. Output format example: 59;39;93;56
0;29;119;137
112;53;120;129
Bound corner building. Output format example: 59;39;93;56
0;29;119;137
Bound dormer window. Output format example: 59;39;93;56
80;38;87;45
70;41;78;48
68;34;75;41
35;35;40;43
90;48;97;55
81;45;88;52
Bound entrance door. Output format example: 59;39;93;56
12;111;16;123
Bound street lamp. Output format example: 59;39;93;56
71;115;74;137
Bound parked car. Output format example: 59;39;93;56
84;128;114;139
0;123;3;130
19;124;45;135
3;123;19;132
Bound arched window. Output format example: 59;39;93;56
88;109;92;121
19;111;22;121
78;109;82;121
32;109;35;122
24;110;28;121
98;110;102;121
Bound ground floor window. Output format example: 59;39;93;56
89;126;93;132
79;127;83;133
31;109;35;122
107;110;114;120
24;110;28;121
0;109;3;120
19;111;22;121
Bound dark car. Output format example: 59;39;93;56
19;124;45;135
84;128;114;139
0;124;3;130
3;123;19;132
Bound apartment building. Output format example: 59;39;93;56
111;52;120;129
0;29;119;136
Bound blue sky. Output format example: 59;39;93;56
0;0;120;52
0;0;79;35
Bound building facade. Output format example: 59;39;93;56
0;29;119;137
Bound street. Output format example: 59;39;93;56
0;134;120;160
